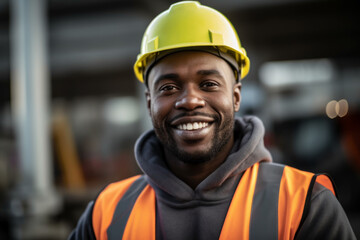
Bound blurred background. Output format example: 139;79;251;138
0;0;359;239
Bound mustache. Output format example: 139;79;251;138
169;112;219;123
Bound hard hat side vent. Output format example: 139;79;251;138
208;30;223;45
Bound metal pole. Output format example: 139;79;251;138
10;0;58;216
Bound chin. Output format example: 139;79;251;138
168;146;217;164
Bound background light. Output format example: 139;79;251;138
259;59;335;88
326;99;349;119
338;99;349;117
104;97;140;125
326;100;338;119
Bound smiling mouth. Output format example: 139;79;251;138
176;122;210;131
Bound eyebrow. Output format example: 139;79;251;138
196;69;224;78
153;73;179;87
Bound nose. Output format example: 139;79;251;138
175;85;205;110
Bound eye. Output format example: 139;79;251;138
159;84;178;93
200;81;219;90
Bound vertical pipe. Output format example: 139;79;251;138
10;0;53;200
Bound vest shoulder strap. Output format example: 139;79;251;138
92;175;145;240
294;173;337;238
106;175;148;239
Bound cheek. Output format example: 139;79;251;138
211;92;234;112
151;98;174;123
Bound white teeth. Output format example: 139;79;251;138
177;122;209;131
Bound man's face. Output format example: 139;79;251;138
146;51;241;164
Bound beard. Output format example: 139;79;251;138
153;113;235;164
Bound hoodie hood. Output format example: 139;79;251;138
134;116;272;202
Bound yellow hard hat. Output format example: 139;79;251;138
133;1;250;83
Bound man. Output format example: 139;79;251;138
69;1;356;239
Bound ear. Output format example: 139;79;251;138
145;90;152;116
233;82;242;112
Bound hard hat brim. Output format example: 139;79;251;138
134;44;250;83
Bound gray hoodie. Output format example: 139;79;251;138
134;116;271;240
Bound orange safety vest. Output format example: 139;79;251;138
92;162;336;240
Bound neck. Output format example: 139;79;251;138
164;136;234;189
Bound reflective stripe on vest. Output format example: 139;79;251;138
92;162;336;240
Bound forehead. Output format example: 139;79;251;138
147;51;234;85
